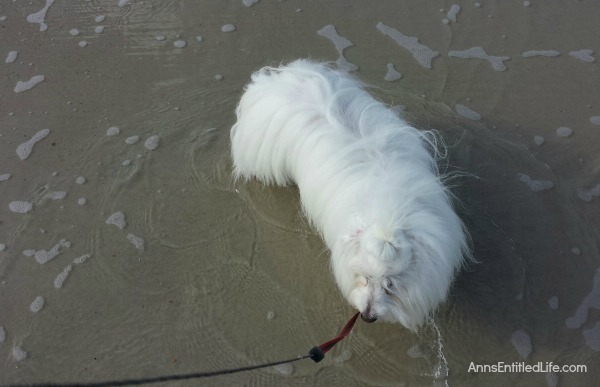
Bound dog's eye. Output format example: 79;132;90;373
384;279;394;295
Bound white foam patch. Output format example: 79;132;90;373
546;372;559;387
590;116;600;126
54;264;73;288
273;363;293;375
569;49;595;63
583;321;600;351
76;176;86;184
317;24;358;72
12;346;27;361
577;184;600;202
78;197;87;205
122;160;131;166
533;135;544;146
376;22;439;69
69;28;80;36
144;135;160;150
73;253;91;264
106;126;120;136
0;326;5;342
27;0;55;32
243;0;259;6
117;0;131;7
455;104;481;120
173;40;186;48
196;35;203;42
0;244;5;252
571;247;581;255
5;50;17;63
95;26;104;33
522;50;560;58
446;5;461;22
334;349;352;363
127;234;145;251
95;15;106;23
23;250;35;257
106;211;127;229
125;136;140;144
16;128;50;160
221;24;236;32
384;63;402;81
523;1;532;7
34;239;70;264
30;296;45;312
266;310;276;320
407;344;427;358
448;47;510;71
79;41;88;48
49;191;67;200
517;173;554;192
548;296;559;310
566;268;600;329
156;35;166;41
556;127;573;137
511;330;532;359
9;201;33;213
14;75;45;93
0;173;11;182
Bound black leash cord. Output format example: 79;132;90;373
5;354;313;387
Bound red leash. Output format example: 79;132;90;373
308;311;360;362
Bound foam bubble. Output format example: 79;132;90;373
522;50;560;58
0;244;5;252
49;191;67;200
273;363;293;375
78;198;87;205
511;330;532;359
156;35;166;41
0;173;12;182
590;116;600;126
334;349;352;363
548;296;559;310
566;268;600;329
556;127;573;137
533;135;544;146
27;0;55;32
76;176;86;184
583;321;600;351
12;346;27;361
106;211;127;229
34;239;70;264
173;40;186;48
571;247;581;255
54;264;73;288
144;135;160;150
95;26;105;33
14;75;45;93
106;126;120;136
546;372;559;387
23;250;35;257
73;253;91;264
376;22;439;69
125;136;140;144
122;160;132;166
5;50;17;63
446;5;461;22
127;234;145;251
221;24;236;33
30;296;45;312
117;0;131;7
318;24;358;72
0;326;5;342
455;104;481;120
266;311;276;320
569;49;595;63
95;15;106;23
243;0;259;6
448;47;510;71
16;128;50;160
517;173;554;192
79;41;88;48
523;1;532;7
9;201;33;213
69;28;80;36
195;35;203;42
384;63;402;81
214;74;223;81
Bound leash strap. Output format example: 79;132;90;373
309;311;360;362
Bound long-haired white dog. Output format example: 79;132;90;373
231;60;469;331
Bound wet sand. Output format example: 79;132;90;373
1;1;599;386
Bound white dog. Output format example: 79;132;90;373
231;60;469;331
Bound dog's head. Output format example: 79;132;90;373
331;222;462;331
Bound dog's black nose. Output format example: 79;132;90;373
360;313;377;323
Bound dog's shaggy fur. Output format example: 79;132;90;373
231;60;469;331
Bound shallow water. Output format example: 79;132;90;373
1;1;599;386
